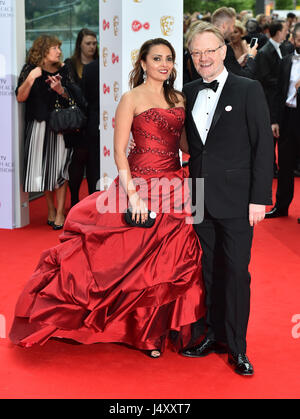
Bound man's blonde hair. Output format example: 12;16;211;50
186;21;225;50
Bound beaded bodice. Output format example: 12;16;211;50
128;107;185;176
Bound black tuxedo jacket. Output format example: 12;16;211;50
255;40;286;121
82;60;100;141
183;72;274;219
272;53;300;125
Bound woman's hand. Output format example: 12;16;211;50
128;138;136;152
46;75;64;95
238;52;248;67
29;66;42;82
129;193;148;224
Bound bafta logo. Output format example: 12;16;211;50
113;82;120;102
133;0;143;2
113;15;119;36
103;173;109;191
102;47;108;67
131;49;139;67
160;16;175;36
103;111;108;130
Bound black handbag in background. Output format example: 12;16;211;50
49;92;87;134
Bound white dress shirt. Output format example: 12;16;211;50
192;67;228;144
269;38;283;59
286;51;300;108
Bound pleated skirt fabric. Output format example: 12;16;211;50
23;120;73;192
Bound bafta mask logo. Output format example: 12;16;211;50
131;49;139;67
102;47;108;67
103;111;108;130
113;82;120;102
103;172;109;191
133;0;143;2
160;16;175;36
113;15;119;36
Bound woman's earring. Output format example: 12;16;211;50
143;70;147;83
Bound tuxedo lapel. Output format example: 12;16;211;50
283;55;293;100
186;80;204;144
207;73;233;137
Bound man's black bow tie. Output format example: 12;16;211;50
199;80;219;92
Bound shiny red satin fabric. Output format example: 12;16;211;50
9;107;205;351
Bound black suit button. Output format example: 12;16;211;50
202;150;207;155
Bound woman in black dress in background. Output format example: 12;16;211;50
16;35;85;229
64;29;99;207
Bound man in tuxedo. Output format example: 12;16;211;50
265;24;300;218
181;23;274;376
255;20;288;120
82;59;100;194
211;7;258;79
255;20;288;176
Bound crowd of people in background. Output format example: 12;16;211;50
16;7;300;227
183;8;300;223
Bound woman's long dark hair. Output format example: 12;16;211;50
129;38;183;108
72;28;99;78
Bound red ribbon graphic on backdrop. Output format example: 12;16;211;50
132;20;150;32
103;146;110;157
112;118;115;128
103;19;110;30
112;53;119;64
103;84;110;94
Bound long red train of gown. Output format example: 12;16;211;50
9;107;205;352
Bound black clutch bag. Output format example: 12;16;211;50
124;208;157;228
49;94;87;134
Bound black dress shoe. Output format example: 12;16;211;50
228;353;254;376
181;337;227;358
265;206;288;218
47;220;55;227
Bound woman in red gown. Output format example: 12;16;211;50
9;38;205;358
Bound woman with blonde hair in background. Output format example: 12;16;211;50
229;20;249;64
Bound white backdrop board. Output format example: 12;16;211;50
99;0;183;188
0;0;28;229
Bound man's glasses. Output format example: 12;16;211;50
190;44;224;58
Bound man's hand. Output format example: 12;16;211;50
272;123;280;138
249;204;266;226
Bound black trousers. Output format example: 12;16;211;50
68;137;100;207
194;210;253;354
276;106;299;210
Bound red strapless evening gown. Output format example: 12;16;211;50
9;107;205;352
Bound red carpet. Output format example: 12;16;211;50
0;179;300;399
